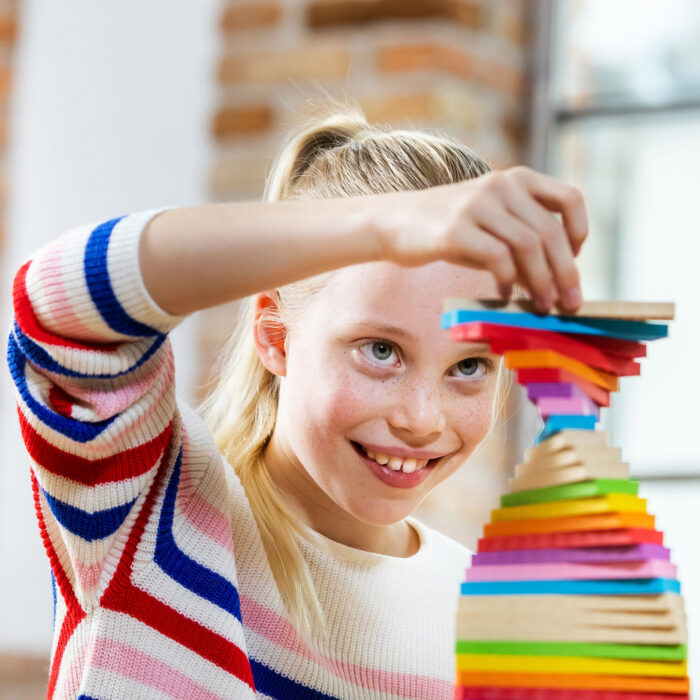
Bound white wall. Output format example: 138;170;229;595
0;0;220;653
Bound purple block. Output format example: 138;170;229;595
471;544;670;566
526;381;588;401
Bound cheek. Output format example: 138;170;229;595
284;346;376;445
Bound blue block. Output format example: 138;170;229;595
535;415;598;443
441;310;667;342
460;578;681;596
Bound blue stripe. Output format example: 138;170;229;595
154;446;243;622
7;332;117;442
12;320;166;379
441;310;668;341
78;696;102;700
460;578;681;596
250;658;340;699
84;217;162;337
41;487;137;542
51;570;57;629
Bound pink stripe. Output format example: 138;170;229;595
34;244;100;340
89;636;229;700
72;557;104;592
240;594;452;697
181;490;235;555
57;356;164;420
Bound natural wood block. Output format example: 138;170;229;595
444;298;676;321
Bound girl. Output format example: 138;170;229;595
8;103;587;699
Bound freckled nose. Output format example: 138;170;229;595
389;384;446;436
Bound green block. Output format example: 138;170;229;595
501;479;638;507
455;640;686;662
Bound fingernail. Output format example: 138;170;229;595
565;288;582;309
536;295;552;313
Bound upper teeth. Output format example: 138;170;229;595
364;449;430;473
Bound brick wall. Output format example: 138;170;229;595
0;0;17;256
201;0;535;547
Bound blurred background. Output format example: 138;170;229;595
0;0;698;695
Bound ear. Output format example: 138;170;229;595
253;291;287;377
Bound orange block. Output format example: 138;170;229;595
483;512;655;538
455;671;690;694
504;349;619;392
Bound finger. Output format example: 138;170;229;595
475;205;556;312
515;169;589;257
504;188;582;310
446;227;518;294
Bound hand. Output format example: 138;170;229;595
373;166;588;312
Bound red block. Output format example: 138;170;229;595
477;528;664;553
455;687;687;700
515;368;611;407
451;322;641;375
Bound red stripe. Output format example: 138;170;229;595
101;438;256;692
49;385;74;417
18;407;173;485
12;259;121;352
31;471;86;699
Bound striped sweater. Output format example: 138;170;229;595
7;208;472;699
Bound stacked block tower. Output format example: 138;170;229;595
441;299;689;700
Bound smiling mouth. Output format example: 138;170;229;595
350;441;441;474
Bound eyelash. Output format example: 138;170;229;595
357;339;495;379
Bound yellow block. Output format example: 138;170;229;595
504;349;619;391
456;653;687;677
491;494;647;522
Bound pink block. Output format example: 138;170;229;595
464;559;676;582
535;396;600;418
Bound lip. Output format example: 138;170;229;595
352;441;448;461
351;441;437;489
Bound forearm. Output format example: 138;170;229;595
138;196;385;316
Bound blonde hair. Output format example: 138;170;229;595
198;96;510;644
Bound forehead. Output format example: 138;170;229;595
312;260;499;336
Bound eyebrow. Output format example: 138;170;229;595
353;322;492;354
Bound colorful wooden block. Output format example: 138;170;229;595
463;559;677;582
477;528;664;552
527;381;590;400
537;415;599;443
454;686;688;700
535;396;601;418
457;593;686;620
508;463;631;492
455;620;686;645
505;349;620;390
516;368;612;405
492;494;646;522
451;323;643;374
483;512;655;538
514;448;624;476
455;671;689;695
471;544;668;565
443;298;675;320
455;641;687;661
500;479;637;506
455;652;687;677
441;308;668;341
459;579;681;596
525;429;609;458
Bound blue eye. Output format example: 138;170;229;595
450;358;490;380
360;341;397;365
